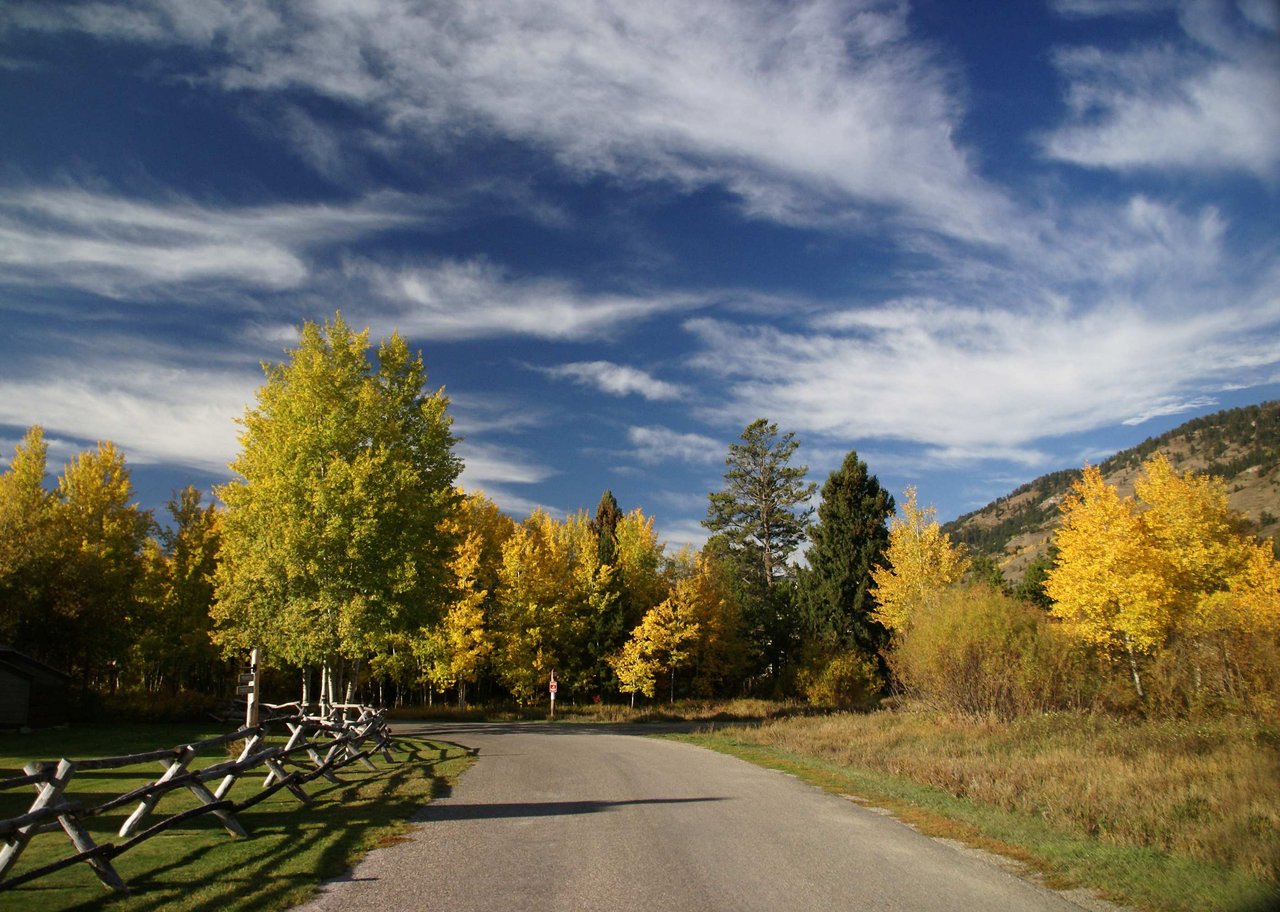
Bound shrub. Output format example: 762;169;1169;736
887;583;1098;719
796;649;881;710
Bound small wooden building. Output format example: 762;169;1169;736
0;647;70;729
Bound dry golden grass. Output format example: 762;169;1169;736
723;706;1280;884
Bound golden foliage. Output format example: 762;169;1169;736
870;487;970;633
1047;453;1280;708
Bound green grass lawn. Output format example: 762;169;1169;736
0;722;472;911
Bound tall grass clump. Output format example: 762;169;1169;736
712;708;1280;886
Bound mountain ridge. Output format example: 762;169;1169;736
940;401;1280;583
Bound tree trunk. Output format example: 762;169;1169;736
1123;637;1145;701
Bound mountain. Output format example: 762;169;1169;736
941;401;1280;584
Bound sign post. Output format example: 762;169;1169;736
239;647;261;728
549;671;558;720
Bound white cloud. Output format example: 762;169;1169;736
1042;0;1280;179
0;187;418;296
541;361;686;401
1121;395;1219;426
456;441;555;488
626;426;722;465
0;359;256;474
653;517;710;553
456;442;562;518
6;0;1013;242
349;258;706;341
686;284;1280;457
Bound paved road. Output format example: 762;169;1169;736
297;722;1107;912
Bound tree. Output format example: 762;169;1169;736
1045;462;1171;700
492;510;579;702
52;442;153;690
611;585;701;704
132;487;225;693
796;449;894;659
1047;454;1280;703
1015;548;1057;610
704;419;815;589
212;312;462;706
704;419;815;679
590;489;624;567
0;427;56;654
667;550;746;696
418;526;494;708
870;487;970;635
613;507;669;626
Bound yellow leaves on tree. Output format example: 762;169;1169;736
610;570;702;705
416;492;512;706
870;487;970;634
1047;453;1280;702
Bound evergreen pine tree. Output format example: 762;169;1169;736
797;450;894;659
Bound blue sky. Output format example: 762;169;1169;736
1;0;1278;549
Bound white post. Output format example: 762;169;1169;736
245;647;261;728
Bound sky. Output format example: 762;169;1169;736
1;0;1278;550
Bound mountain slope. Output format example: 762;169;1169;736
941;401;1280;583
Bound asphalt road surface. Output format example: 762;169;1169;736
296;722;1112;912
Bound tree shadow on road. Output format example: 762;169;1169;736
419;797;729;821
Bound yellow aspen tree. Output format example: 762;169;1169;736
214;313;461;705
611;586;701;704
0;427;56;651
870;487;969;633
1045;464;1171;698
493;510;575;701
609;636;658;707
419;528;495;707
1136;454;1240;608
1046;453;1280;703
614;508;669;618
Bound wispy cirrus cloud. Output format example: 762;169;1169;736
1042;0;1280;179
0;186;420;296
455;440;562;517
540;361;686;401
3;0;1012;242
0;358;255;474
687;287;1280;461
348;258;708;341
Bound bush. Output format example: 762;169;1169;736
1138;629;1280;722
888;583;1098;719
796;649;882;710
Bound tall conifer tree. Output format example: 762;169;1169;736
704;419;815;678
797;450;894;660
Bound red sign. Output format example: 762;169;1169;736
549;681;558;695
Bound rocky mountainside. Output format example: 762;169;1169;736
941;401;1280;583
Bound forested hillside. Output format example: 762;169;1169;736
943;401;1280;582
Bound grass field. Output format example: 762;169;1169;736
0;723;472;911
676;707;1280;912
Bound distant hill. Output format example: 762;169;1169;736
941;401;1280;584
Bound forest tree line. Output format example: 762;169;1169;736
2;313;1277;720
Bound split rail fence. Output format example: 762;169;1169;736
0;703;397;894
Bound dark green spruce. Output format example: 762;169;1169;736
796;450;894;661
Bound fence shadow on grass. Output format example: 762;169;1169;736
0;711;471;911
50;740;464;912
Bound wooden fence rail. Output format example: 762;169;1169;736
0;704;397;894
